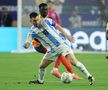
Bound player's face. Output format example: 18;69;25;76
30;16;39;27
40;5;48;18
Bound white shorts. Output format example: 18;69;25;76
43;44;73;61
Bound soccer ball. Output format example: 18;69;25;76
61;72;73;83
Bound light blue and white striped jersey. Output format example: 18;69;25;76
28;18;66;52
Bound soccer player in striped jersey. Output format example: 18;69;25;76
24;12;94;85
24;12;75;84
32;3;81;79
37;3;94;83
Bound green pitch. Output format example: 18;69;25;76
0;52;108;90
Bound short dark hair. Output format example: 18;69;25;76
29;12;38;18
39;3;47;9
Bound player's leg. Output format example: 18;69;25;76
51;54;82;79
38;59;53;83
29;59;53;84
51;54;74;78
53;57;61;69
52;54;75;75
51;44;82;79
56;44;82;79
59;55;74;73
66;53;92;77
66;53;95;85
58;54;81;80
29;51;62;84
51;57;61;78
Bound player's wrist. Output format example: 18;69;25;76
24;42;30;49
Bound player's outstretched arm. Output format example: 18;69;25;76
23;42;30;49
23;32;32;49
55;24;73;42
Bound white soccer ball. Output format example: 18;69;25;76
61;72;73;83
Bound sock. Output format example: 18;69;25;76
38;68;45;83
52;67;58;71
54;57;61;68
59;55;74;73
75;61;92;77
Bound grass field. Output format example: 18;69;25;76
0;52;108;90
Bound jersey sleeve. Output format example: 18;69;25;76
43;18;56;27
51;19;56;26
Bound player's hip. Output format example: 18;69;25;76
43;44;73;61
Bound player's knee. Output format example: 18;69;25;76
39;64;46;69
70;60;78;66
39;65;44;69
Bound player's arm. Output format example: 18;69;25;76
23;32;32;49
55;24;73;42
43;18;73;42
106;22;108;40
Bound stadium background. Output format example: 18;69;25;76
0;0;108;52
0;0;108;90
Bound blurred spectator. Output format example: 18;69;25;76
69;7;82;28
35;0;47;5
97;0;106;27
47;0;61;25
22;8;31;27
53;0;65;15
0;7;13;27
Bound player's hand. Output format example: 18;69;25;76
68;36;75;43
23;42;30;49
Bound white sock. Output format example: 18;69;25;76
38;68;45;83
71;73;75;77
75;61;91;77
52;67;58;71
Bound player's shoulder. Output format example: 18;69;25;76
30;25;38;32
30;25;35;30
42;18;52;21
42;18;53;24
